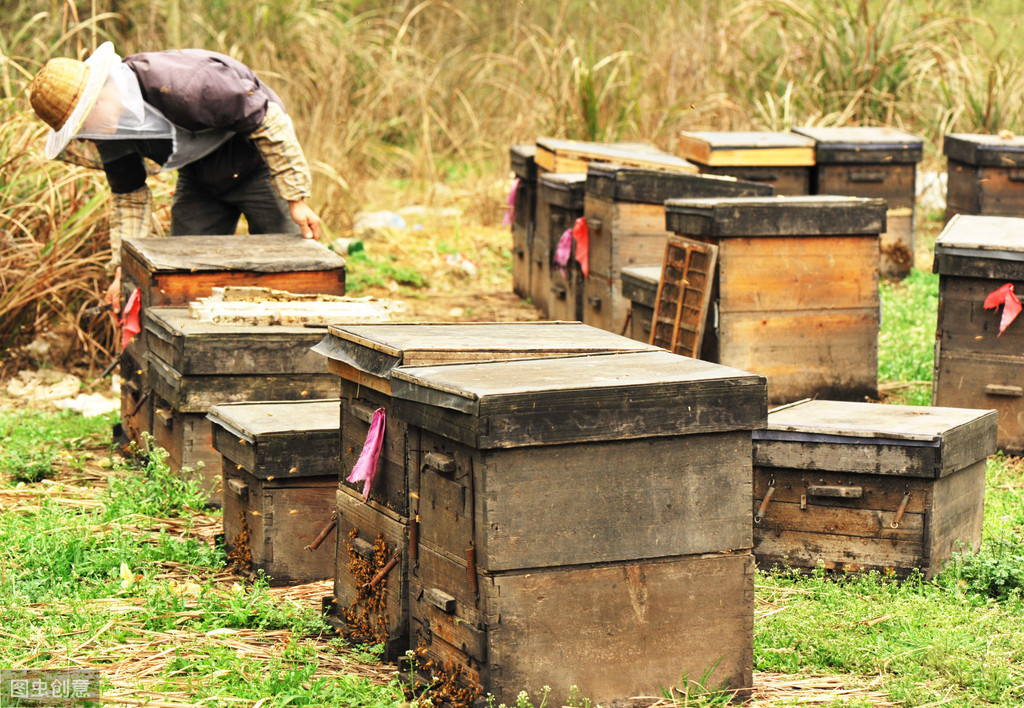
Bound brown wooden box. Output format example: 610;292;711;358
208;400;340;585
678;130;816;195
534;138;696;175
390;350;766;703
510;144;538;300
533;172;586;320
116;234;345;447
794;126;923;279
932;214;1024;453
665;195;886;404
620;265;661;343
582;165;774;334
145;308;339;501
752;399;996;579
944;133;1024;221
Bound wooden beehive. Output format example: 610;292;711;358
389;350;767;705
752;399;996;579
145;307;339;503
510;144;538;300
620;265;661;343
932;214;1024;454
665;195;886;404
582;164;774;335
533;137;696;174
678;130;816;195
117;234;346;447
794;126;924;279
311;322;662;658
533;172;586;320
944;133;1024;221
208;399;341;585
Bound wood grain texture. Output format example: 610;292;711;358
933;351;1024;455
696;165;811;195
222;467;337;584
585;196;671;279
936;275;1024;354
945;161;1024;218
340;381;409;515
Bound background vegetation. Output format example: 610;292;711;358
2;0;1024;373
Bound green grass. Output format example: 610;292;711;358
879;267;940;406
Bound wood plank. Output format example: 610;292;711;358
754;500;924;541
123;234;347;273
754;468;934;512
340;382;409;515
754;528;925;576
678;131;816;166
933;351;1024;455
926;460;985;577
936;275;1024;354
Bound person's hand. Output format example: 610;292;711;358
105;267;122;312
289;199;322;240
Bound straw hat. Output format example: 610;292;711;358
28;42;118;159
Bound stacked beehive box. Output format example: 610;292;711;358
207;399;341;584
620;265;663;342
678;130;816;195
582;164;774;334
311;322;661;659
944;133;1024;221
932;214;1024;454
794;126;924;279
663;195;887;404
533;172;586;320
118;234;346;448
390;349;766;705
509;144;538;300
143;306;341;502
752;399;996;578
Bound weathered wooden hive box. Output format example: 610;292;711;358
311;322;660;658
118;234;346;447
932;214;1024;454
664;195;886;404
207;399;341;585
752;399;996;579
510;144;538;300
794;126;924;279
582;164;774;334
620;265;662;343
944;133;1024;221
388;349;767;706
678;130;816;195
144;307;339;503
533;137;696;175
533;172;586;320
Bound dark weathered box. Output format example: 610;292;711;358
145;307;338;501
620;265;661;343
119;350;150;449
390;350;766;705
665;195;886;404
533;172;586;320
208;399;340;585
582;164;774;334
510;144;538;300
678;130;816;195
117;234;346;447
312;322;662;657
944;133;1024;221
794;126;924;279
752;399;996;578
932;214;1024;453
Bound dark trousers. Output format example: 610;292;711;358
170;164;299;236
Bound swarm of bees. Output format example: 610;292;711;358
406;645;483;708
226;512;253;572
339;528;391;645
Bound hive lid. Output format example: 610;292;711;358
123;234;346;273
389;350;766;448
313;321;660;381
585;163;774;204
510;143;537;180
753;399;997;477
207;399;340;478
664;195;887;237
932;214;1024;277
678;130;815;166
793;126;923;164
535;137;697;174
620;265;661;288
944;133;1024;167
538;172;587;210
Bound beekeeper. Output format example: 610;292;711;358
27;42;322;308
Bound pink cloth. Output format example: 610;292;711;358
503;178;520;227
573;217;589;277
553;227;573;277
347;407;386;500
120;288;141;349
984;282;1022;336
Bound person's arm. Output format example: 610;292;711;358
248;102;322;240
104;185;153;309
